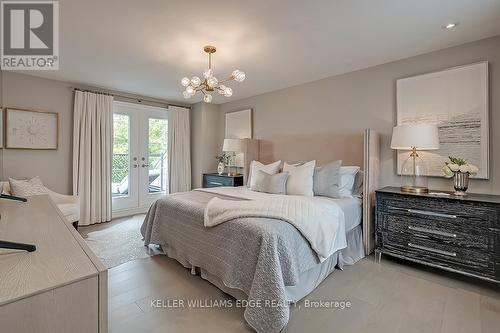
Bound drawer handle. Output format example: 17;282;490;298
408;226;457;238
209;181;223;186
407;209;457;219
408;243;457;257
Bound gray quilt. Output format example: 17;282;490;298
140;190;321;333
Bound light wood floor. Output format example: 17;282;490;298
108;253;500;333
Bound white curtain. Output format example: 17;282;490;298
73;91;113;225
168;106;191;193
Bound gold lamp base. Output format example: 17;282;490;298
400;186;429;194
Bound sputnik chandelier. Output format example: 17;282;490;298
181;45;245;103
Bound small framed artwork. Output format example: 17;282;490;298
225;109;252;139
5;108;59;150
225;109;252;168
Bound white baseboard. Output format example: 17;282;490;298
112;206;150;219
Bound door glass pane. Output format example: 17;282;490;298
148;118;168;194
112;114;130;197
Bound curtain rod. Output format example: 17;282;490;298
70;87;191;109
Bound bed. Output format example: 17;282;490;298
141;129;380;333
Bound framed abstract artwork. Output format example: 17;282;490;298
225;109;252;139
5;108;59;150
396;62;489;179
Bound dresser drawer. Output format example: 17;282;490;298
378;212;490;251
380;229;496;279
378;194;496;227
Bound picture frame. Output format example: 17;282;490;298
5;108;59;150
225;109;253;168
225;109;252;139
396;61;489;179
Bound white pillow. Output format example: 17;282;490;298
9;176;47;197
248;160;282;189
338;166;361;197
283;160;316;196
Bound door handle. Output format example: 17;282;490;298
133;164;138;168
142;164;149;168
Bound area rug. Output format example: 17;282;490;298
79;214;161;268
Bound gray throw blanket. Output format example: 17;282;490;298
141;190;321;333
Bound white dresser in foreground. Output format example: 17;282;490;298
0;195;107;333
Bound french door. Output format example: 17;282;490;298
112;101;169;216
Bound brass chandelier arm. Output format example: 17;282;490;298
218;76;236;84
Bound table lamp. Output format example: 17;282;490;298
222;138;243;176
391;124;440;193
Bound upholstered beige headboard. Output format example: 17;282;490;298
258;129;380;255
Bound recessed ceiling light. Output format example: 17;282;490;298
443;22;459;30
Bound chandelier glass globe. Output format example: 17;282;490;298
207;76;218;88
203;94;213;103
190;76;201;87
181;77;190;87
224;87;233;97
232;70;246;82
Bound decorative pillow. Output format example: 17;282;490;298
252;170;289;194
338;166;361;197
247;160;282;189
9;176;47;196
352;170;364;197
283;160;316;196
313;160;342;198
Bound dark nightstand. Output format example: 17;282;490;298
202;173;244;188
375;186;500;283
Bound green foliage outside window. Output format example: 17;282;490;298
112;114;168;183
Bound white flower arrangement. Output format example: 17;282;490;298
442;156;479;178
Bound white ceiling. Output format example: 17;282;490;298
24;0;500;104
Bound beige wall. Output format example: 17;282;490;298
1;72;74;194
218;35;500;194
190;102;222;188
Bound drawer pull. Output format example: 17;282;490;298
407;209;457;219
209;181;224;186
408;243;457;257
408;226;457;238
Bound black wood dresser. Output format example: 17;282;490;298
375;186;500;283
202;173;244;188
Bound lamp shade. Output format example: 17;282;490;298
222;138;244;152
391;124;440;150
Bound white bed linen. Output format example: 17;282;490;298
198;186;362;231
